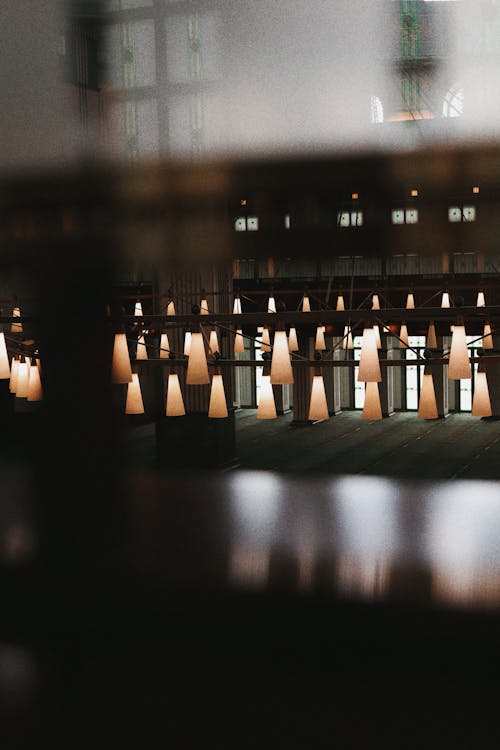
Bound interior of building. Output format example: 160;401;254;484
3;1;500;746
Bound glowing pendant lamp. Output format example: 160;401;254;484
208;373;228;418
477;291;485;308
357;327;381;382
373;325;382;350
336;295;345;311
184;331;192;356
200;297;209;315
315;326;326;351
166;373;185;416
308;372;329;422
209;329;220;354
406;293;415;309
167;300;176;316
16;360;29;398
125;373;144;414
362;381;382;420
134;300;143;316
9;356;19;393
112;333;132;384
288;327;299;352
160;332;170;358
234;329;245;353
302;295;311;312
441;292;450;308
342;325;353;350
11;307;22;333
260;327;271;352
27;360;43;401
371;294;380;310
0;332;10;378
483;322;494;349
448;324;471;379
472;366;492;417
426;321;437;349
186;331;209;384
136;334;148;360
267;296;277;313
257;374;277;419
418;369;438;419
399;323;409;349
233;296;242;314
270;330;294;384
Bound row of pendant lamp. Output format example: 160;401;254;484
0;332;43;401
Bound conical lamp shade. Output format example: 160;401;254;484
270;330;294;384
134;301;143;316
167;300;176;316
362;381;382;420
16;361;29;398
260;327;271;352
186;332;209;384
136;334;148;360
399;323;409;349
441;292;450;308
184;331;192;356
477;292;486;308
373;325;381;350
267;296;276;313
11;307;22;333
302;295;311;312
27;363;43;401
472;371;492;416
166;373;186;416
9;357;19;393
257;375;277;419
0;333;10;378
233;297;242;314
200;298;209;315
160;332;170;358
406;293;415;309
208;374;228;418
372;294;380;310
336;295;345;311
426;321;437;349
448;325;471;379
308;374;329;421
315;326;326;351
125;373;145;414
209;329;220;354
357;327;381;382
483;323;494;349
288;327;299;352
112;333;132;384
234;329;245;353
418;372;438;419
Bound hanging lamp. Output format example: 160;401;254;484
472;361;492;417
208;372;228;418
399;323;409;349
136;333;148;360
477;291;485;308
483;322;494;349
267;296;277;313
302;295;311;312
336;295;345;312
134;300;143;316
308;369;329;422
27;360;43;401
111;332;132;384
448;324;471;379
11;307;22;333
362;381;382;420
373;325;382;350
260;327;271;352
200;296;209;315
160;332;170;358
125;373;145;414
9;356;19;393
16;358;29;398
315;325;326;351
186;331;209;384
166;373;185;416
167;300;176;315
441;291;450;308
406;292;415;309
209;329;220;354
288;327;299;352
234;329;245;353
257;366;277;419
183;331;192;356
0;332;10;378
270;330;293;384
426;321;437;349
418;367;438;419
357;327;381;382
233;296;242;314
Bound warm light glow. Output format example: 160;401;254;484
160;332;170;358
288;327;299;352
336;295;345;311
234;329;245;353
399;323;409;349
315;326;326;350
183;331;192;356
186;332;209;384
27;362;43;401
441;292;450;308
11;307;22;333
16;361;29;398
362;382;382;420
267;296;276;313
125;373;145;414
233;297;242;314
477;292;485;307
208;373;228;418
166;373;185;416
342;325;353;350
260;327;271;352
257;375;277;419
426;322;437;349
483;322;494;349
308;374;329;421
472;371;492;417
111;333;132;384
351;192;358;200
372;294;380;310
270;330;294;384
473;186;480;194
136;334;148;360
418;372;438;419
373;325;381;349
200;298;209;315
406;293;415;309
0;333;10;378
209;329;220;354
448;325;471;379
411;189;418;197
134;301;143;316
9;357;19;393
357;328;381;382
167;300;176;316
302;295;311;312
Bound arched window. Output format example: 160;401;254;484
370;95;384;124
443;84;464;118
